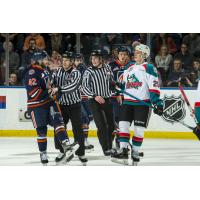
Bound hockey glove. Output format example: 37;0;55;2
153;103;163;116
193;125;200;140
111;81;124;94
48;87;61;99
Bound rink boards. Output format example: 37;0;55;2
0;87;198;139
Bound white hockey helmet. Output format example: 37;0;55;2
135;44;150;59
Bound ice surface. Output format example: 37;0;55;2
0;137;200;166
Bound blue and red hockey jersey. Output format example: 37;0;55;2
24;65;52;109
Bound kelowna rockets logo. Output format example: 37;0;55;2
162;95;186;123
126;74;142;89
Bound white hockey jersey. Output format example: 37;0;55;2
122;62;161;106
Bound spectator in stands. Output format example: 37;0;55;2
1;33;25;55
151;33;177;58
45;33;64;55
0;34;5;54
49;50;62;71
62;33;76;52
188;71;198;87
0;41;20;73
101;33;123;53
192;58;200;78
90;33;102;50
182;34;200;57
0;57;5;85
166;58;192;87
21;38;41;69
132;33;147;44
168;33;182;51
19;38;42;83
174;43;194;71
23;33;46;51
8;73;19;86
155;45;173;84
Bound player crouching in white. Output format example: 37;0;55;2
111;44;163;165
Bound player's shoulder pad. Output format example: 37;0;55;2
146;63;158;77
124;61;135;70
28;68;36;76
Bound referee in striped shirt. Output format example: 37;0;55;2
82;50;115;156
50;51;87;163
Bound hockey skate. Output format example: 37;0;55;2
128;142;144;157
55;152;65;162
75;148;88;166
78;155;88;166
84;139;94;152
40;151;48;166
111;148;129;165
103;149;112;156
55;141;77;164
131;149;140;166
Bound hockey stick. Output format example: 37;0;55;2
47;76;62;114
53;94;62;114
121;88;200;140
116;87;195;131
178;84;198;123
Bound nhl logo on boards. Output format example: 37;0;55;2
162;95;186;123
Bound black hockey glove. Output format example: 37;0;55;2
193;125;200;140
111;81;125;93
153;103;163;116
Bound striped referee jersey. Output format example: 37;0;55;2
52;67;81;105
82;64;113;98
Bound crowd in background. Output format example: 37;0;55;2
0;33;200;87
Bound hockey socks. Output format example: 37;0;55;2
55;125;68;142
82;124;89;138
132;126;144;152
36;126;47;152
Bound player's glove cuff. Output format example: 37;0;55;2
153;103;163;116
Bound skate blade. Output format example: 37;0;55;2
132;161;139;166
111;158;129;165
42;163;48;166
66;153;74;163
81;162;87;166
55;152;74;165
85;148;94;153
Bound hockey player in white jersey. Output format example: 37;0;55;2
111;44;163;165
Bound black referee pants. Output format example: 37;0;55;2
89;98;115;153
54;102;85;156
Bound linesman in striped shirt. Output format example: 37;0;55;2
82;50;115;156
50;52;87;164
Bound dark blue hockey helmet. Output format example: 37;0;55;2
117;46;129;54
31;50;49;63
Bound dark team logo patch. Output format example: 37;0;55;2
162;95;186;123
28;69;35;75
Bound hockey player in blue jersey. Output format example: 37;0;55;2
109;46;133;149
24;51;74;165
74;53;94;150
